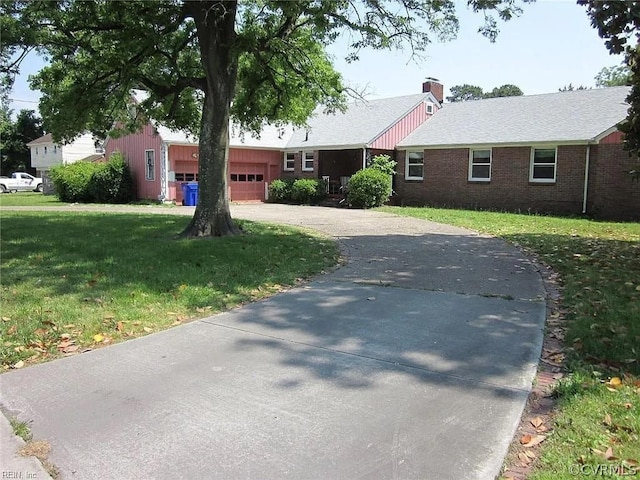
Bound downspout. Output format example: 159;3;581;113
582;144;591;214
159;142;169;202
362;147;367;170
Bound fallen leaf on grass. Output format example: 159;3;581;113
92;334;104;343
115;321;124;332
2;316;11;322
143;327;153;333
606;377;623;391
592;447;618;460
604;414;612;426
7;325;17;335
12;360;25;369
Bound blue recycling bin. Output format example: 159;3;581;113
181;182;199;206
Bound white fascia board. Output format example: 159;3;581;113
592;125;621;143
397;139;592;150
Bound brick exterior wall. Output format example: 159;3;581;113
396;145;589;215
280;150;318;179
588;143;640;220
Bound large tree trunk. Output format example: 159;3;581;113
181;0;241;237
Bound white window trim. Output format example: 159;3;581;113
468;148;492;182
145;149;156;181
529;146;557;183
405;150;424;181
302;151;314;172
283;152;295;172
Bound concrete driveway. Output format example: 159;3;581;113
0;204;546;479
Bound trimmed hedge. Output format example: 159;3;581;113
269;178;326;204
88;153;135;203
50;153;134;203
347;168;392;208
268;178;294;202
50;161;96;203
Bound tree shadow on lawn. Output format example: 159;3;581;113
0;212;330;302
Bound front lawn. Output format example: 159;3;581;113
0;192;65;207
379;206;640;479
0;212;339;369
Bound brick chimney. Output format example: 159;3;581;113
422;77;443;104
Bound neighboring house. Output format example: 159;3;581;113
104;81;639;219
27;132;102;177
396;86;639;220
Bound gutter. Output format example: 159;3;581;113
582;144;591;214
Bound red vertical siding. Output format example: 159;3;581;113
599;131;624;144
370;103;429;150
105;123;163;200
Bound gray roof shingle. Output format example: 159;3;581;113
286;93;429;150
397;86;631;148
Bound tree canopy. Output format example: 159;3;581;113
580;0;640;157
594;64;632;87
0;108;43;175
2;0;530;236
446;83;523;102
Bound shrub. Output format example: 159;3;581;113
368;154;397;175
347;168;392;208
88;153;134;203
268;178;292;203
291;178;326;204
50;153;134;204
50;161;96;202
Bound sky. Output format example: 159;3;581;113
7;0;623;114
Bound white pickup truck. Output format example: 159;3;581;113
0;172;44;193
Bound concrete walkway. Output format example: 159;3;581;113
0;204;546;479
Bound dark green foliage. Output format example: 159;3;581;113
446;83;523;102
348;168;392;208
0;109;44;175
268;178;293;202
87;153;134;203
580;0;640;158
50;154;134;203
269;178;326;204
290;178;326;204
50;161;96;203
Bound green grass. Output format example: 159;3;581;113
0;211;338;368
9;417;33;442
379;206;640;478
0;192;65;207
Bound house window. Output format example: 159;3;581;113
405;151;424;180
469;149;491;181
530;147;557;183
44;146;47;154
35;147;38;155
145;150;156;181
302;151;314;171
53;146;58;154
284;152;295;171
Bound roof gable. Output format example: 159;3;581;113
398;86;631;148
26;133;54;146
286;93;432;150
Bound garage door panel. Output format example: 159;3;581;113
230;163;267;201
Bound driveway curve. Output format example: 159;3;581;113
0;204;546;480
